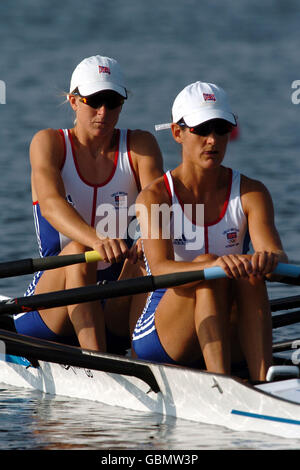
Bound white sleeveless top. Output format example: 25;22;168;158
162;168;249;260
31;128;139;278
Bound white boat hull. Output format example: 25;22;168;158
1;353;300;439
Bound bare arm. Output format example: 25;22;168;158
31;129;97;247
136;182;223;278
241;175;288;278
129;130;164;190
137;175;288;282
30;129;128;262
126;130;164;262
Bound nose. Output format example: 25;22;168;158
96;104;108;115
205;131;217;144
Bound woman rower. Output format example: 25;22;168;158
13;54;163;352
132;81;288;382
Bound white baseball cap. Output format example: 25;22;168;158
69;55;127;98
172;81;236;126
155;81;236;131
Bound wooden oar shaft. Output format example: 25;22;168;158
0;251;102;279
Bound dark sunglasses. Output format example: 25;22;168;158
77;91;125;110
181;119;234;136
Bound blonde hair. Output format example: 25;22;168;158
59;89;79;125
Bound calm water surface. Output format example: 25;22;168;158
1;0;300;450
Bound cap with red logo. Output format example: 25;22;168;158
69;55;127;98
172;81;236;127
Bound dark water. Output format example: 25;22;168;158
1;0;300;450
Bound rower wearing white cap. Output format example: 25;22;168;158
132;81;288;382
13;55;163;352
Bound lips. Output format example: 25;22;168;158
93;121;106;126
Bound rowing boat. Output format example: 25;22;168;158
1;316;300;439
1;257;300;440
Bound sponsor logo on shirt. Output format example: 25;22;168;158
223;228;239;247
111;192;128;209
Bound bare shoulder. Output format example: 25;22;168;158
30;128;65;167
31;128;62;146
240;173;274;213
136;174;168;206
129;129;163;161
128;129;164;188
240;173;270;193
130;129;159;149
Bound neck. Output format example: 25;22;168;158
175;162;227;193
71;126;118;159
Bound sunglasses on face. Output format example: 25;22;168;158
181;119;234;136
78;91;125;110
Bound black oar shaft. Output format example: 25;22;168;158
272;310;300;329
0;329;160;393
0;270;207;315
0;258;35;279
0;253;88;279
32;253;87;272
0;251;102;279
270;295;300;312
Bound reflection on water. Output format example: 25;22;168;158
1;385;300;450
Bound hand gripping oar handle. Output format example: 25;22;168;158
0;262;298;316
200;263;300;281
0;251;102;279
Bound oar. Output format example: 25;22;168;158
272;338;300;353
0;251;102;279
272;310;300;329
270;295;300;312
275;276;300;286
0;262;298;316
271;294;300;329
0;328;160;393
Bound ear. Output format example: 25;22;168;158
171;123;184;143
68;94;79;112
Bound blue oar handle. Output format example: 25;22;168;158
274;263;300;278
203;263;300;281
203;266;227;280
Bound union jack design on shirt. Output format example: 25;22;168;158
112;191;128;209
227;231;237;240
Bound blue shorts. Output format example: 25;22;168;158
14;309;130;354
14;261;129;350
14;309;79;346
132;288;177;365
132;289;205;368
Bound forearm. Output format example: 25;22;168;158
274;249;288;263
263;249;289;281
148;254;218;277
41;197;99;249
